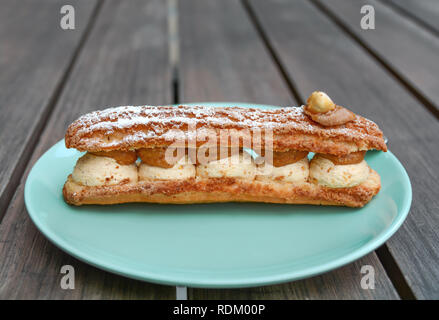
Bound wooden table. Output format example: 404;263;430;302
1;0;438;300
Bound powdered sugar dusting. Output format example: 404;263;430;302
66;105;386;153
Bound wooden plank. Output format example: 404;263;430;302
0;0;174;299
179;0;398;300
178;0;294;104
386;0;439;34
315;0;439;116
190;254;397;299
249;0;439;299
0;0;97;218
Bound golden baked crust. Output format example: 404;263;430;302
65;105;387;156
63;169;381;208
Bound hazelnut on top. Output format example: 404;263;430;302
306;91;336;113
304;91;356;126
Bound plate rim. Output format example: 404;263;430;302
24;102;412;288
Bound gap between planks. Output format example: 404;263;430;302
168;0;180;104
376;245;416;300
168;0;183;299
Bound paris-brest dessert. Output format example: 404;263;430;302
63;91;387;207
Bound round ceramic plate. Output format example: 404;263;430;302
24;103;411;288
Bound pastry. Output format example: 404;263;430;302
63;91;387;207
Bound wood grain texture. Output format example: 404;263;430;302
316;0;439;115
178;0;294;105
249;0;439;299
0;0;174;299
385;0;439;34
179;0;398;300
190;254;397;299
0;0;97;219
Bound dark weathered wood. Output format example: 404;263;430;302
190;254;397;299
385;0;439;34
0;0;97;219
0;0;174;299
316;0;439;116
179;0;398;300
178;0;294;104
249;0;439;299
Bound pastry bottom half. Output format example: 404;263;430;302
63;169;380;208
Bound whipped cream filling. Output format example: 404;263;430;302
309;155;369;188
196;153;256;180
256;157;309;183
138;156;195;180
71;150;371;189
72;153;138;186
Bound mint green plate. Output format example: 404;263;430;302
24;103;411;288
